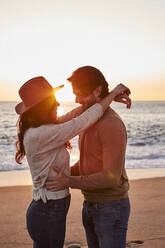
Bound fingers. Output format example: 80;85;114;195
115;93;131;109
127;97;131;109
114;84;131;98
45;177;57;183
120;84;131;95
45;176;60;188
45;179;63;190
45;177;56;189
45;181;68;191
123;95;131;109
45;171;69;191
45;172;64;186
52;166;61;174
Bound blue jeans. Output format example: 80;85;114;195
26;194;71;248
82;197;130;248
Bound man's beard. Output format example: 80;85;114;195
81;95;97;110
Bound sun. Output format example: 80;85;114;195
54;83;75;103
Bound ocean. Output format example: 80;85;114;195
0;101;165;172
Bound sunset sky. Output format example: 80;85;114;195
0;0;165;102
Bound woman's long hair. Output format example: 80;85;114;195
15;95;71;164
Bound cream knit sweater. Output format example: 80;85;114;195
24;103;103;203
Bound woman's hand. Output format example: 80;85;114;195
112;83;131;97
114;93;131;109
112;83;131;108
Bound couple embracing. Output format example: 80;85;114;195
15;66;131;248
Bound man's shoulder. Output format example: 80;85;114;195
96;108;127;142
99;107;125;126
93;108;126;138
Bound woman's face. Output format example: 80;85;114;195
50;101;60;123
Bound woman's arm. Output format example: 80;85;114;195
38;84;131;151
99;84;131;111
57;84;130;123
57;105;84;123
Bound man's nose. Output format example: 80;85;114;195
75;96;80;103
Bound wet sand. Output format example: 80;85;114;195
1;168;165;187
0;176;165;247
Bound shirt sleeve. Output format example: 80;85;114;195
33;103;103;152
57;106;84;123
69;119;127;190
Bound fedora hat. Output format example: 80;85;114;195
15;76;64;115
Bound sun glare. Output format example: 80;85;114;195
54;83;75;103
57;106;64;116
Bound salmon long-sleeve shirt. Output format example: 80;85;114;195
70;107;129;203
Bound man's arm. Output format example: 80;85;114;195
69;119;127;190
45;119;127;191
70;161;80;176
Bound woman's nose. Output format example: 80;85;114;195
56;101;60;106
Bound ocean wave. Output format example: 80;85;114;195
128;134;165;146
129;142;146;146
0;101;165;171
126;154;165;160
0;158;28;171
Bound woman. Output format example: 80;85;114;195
15;76;130;248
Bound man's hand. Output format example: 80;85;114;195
45;167;69;191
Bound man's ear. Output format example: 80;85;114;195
93;85;102;98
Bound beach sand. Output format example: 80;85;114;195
1;168;165;187
0;175;165;247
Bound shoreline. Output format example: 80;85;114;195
0;168;165;187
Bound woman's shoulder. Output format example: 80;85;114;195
24;124;56;141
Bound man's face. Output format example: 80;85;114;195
72;87;96;108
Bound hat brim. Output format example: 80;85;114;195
15;85;64;115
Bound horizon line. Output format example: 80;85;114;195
0;100;165;103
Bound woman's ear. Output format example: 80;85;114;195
93;85;102;98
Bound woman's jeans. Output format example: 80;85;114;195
82;197;130;248
26;194;71;248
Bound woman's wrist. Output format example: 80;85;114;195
110;89;118;99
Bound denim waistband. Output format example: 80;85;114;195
84;197;129;207
34;193;71;204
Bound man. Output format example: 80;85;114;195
46;66;131;248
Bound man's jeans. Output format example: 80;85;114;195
82;197;130;248
26;194;70;248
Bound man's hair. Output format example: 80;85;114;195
67;66;109;98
